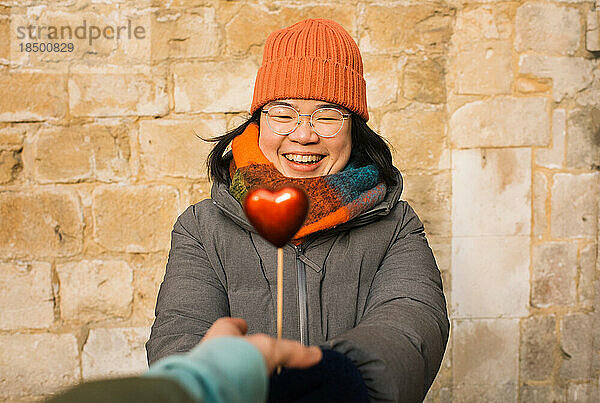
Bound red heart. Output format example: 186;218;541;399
243;187;309;248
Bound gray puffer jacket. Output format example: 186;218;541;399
146;169;449;403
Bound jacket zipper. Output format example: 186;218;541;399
294;244;309;346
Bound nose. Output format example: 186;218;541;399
288;115;319;144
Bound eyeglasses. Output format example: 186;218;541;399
261;105;351;138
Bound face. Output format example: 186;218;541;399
258;99;352;178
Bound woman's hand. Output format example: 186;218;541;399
202;317;322;373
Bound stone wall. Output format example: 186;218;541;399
0;0;598;401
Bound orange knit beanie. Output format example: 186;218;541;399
250;18;369;121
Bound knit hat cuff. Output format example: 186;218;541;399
250;56;369;121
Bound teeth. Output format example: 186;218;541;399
284;154;324;163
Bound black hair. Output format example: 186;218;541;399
205;111;397;187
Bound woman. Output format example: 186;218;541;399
147;18;449;402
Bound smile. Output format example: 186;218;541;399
283;154;325;164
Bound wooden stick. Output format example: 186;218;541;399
277;247;283;374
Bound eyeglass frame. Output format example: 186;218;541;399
260;104;351;138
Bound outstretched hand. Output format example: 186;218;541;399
203;317;322;374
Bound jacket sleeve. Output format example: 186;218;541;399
321;202;449;403
146;205;230;365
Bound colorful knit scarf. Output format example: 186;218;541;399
229;123;387;241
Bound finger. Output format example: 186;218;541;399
203;317;248;341
273;339;322;369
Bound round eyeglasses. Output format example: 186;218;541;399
261;105;351;138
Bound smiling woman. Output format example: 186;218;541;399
147;18;449;403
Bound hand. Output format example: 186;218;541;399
202;317;322;373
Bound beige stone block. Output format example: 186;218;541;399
69;68;168;117
516;76;552;94
0;149;20;183
173;61;257;113
454;41;513;95
363;55;400;108
453;319;518;400
532;242;577;307
0;125;26;149
151;8;220;60
0;72;67;121
515;3;580;55
402;172;451;237
92;185;179;252
381;105;448;171
533;172;548;238
580;243;598;309
452;148;531;236
551;173;599;239
452;236;529;318
450;97;550;148
402;57;445;104
0;262;54;330
191;181;212;204
566;107;600;170
360;5;453;54
567;383;598;402
0;191;83;259
519;55;594;102
57;259;133;322
223;4;356;57
0;9;9;62
24;123;131;183
586;10;600;52
520;315;557;381
0;333;79;399
130;252;168;322
560;313;593;380
82;327;150;380
576;65;600;108
139;117;226;179
536;109;566;169
520;385;566;402
452;5;513;44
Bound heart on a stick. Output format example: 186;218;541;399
243;187;309;248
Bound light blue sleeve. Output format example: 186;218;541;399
144;337;268;403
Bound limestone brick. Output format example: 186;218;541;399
129;252;168;322
454;41;512;95
536;109;566;169
452;236;529;318
520;385;566;402
533;172;548;238
515;3;580;55
82;327;150;380
56;259;133;322
560;313;593;380
0;333;79;399
532;242;577;307
402;57;445;104
520;315;557;381
452;148;531;237
576;65;600;108
0;149;20;183
567;383;599;402
516;76;552;94
360;5;453;55
363;55;400;108
151;8;221;60
0;191;83;259
580;244;597;309
381;105;448;171
586;10;600;52
519;55;594;102
0;261;54;330
0;72;67;122
69;67;168;117
450;97;549;148
0;126;26;149
139;117;226;179
452;5;513;43
551;174;599;239
402;172;451;237
173;61;257;113
566;107;600;170
0;9;8;62
24;123;131;184
92;185;179;252
191;181;212;204
453;319;518;401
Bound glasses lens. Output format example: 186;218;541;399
312;108;344;137
266;105;298;134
